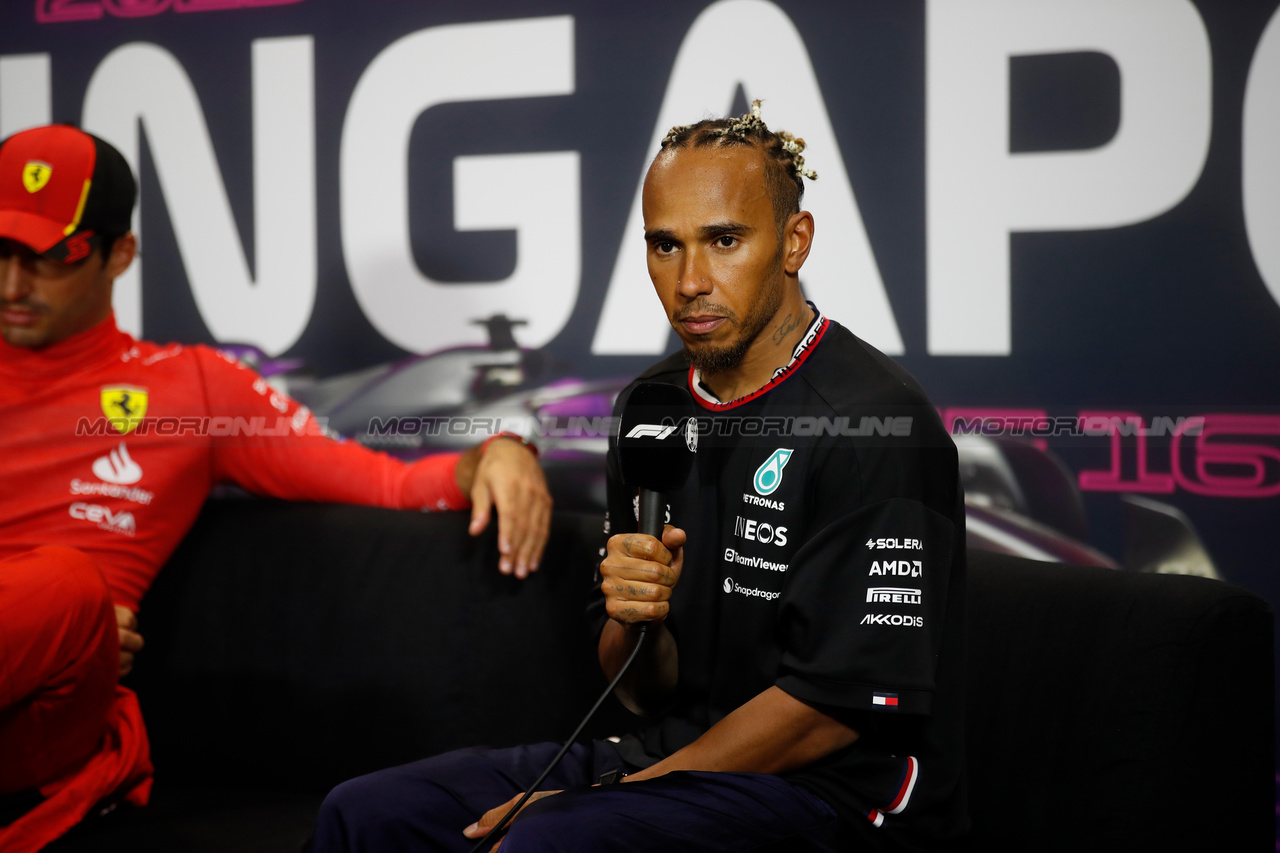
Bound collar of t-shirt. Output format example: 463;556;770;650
691;302;825;406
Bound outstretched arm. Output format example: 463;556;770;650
198;349;554;577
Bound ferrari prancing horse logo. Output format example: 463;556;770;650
22;161;52;193
101;386;148;435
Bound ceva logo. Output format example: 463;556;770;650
69;502;137;536
753;448;793;496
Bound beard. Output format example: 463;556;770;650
679;271;785;376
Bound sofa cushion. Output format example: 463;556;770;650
129;501;628;791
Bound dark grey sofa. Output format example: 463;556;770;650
45;502;1274;852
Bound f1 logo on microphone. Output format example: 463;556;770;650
626;424;676;439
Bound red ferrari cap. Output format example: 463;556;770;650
0;124;136;262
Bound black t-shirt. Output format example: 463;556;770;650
590;311;968;851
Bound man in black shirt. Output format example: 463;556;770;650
314;101;966;852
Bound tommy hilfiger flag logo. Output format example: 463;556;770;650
872;692;899;707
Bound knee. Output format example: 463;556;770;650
313;778;361;852
3;547;113;634
314;773;410;851
318;774;373;828
31;545;110;600
315;755;501;852
36;543;105;576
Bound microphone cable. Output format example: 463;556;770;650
467;623;649;853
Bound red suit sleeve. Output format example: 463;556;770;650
193;348;470;511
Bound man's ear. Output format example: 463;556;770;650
783;211;814;276
105;232;137;279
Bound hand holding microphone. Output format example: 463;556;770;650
603;382;698;631
601;525;686;628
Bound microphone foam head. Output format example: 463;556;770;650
616;382;698;491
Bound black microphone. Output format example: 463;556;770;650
616;381;698;541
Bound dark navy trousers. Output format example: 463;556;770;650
312;740;844;852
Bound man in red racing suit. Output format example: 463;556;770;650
0;125;551;851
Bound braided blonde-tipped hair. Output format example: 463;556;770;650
660;99;817;234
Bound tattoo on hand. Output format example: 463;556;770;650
772;312;800;345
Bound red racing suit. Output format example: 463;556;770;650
0;314;469;851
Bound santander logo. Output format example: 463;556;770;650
93;442;143;485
